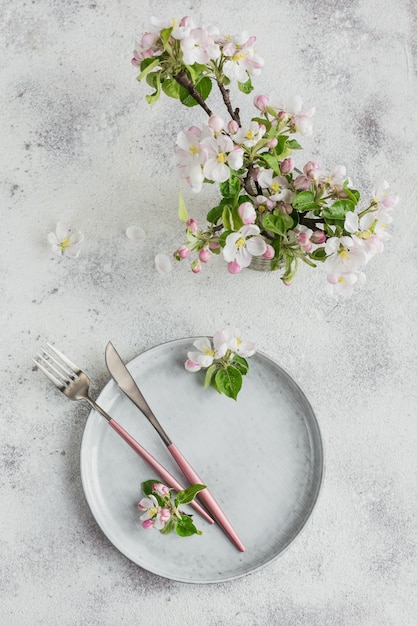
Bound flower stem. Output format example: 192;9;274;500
173;70;213;117
216;81;241;126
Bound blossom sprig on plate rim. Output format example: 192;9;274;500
138;480;206;537
133;16;398;296
185;327;256;400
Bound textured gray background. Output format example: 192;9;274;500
1;1;417;624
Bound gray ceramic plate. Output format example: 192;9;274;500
80;338;324;583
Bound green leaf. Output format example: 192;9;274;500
215;366;242;401
145;71;161;104
146;72;159;88
275;135;289;157
176;484;206;505
286;139;303;149
322;199;355;220
160;27;173;47
252;116;272;132
222;205;233;230
179;76;212;107
204;364;218;388
176;515;202;537
160;517;177;535
219;174;241;197
178;190;188;222
142;479;160;496
231;355;249;375
292;191;316;211
310;247;327;261
260;152;280;175
342;183;360;205
137;58;160;81
238;77;253;94
262;213;292;236
206;203;224;224
162;78;180;99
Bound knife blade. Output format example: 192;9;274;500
105;341;245;552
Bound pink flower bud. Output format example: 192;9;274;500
262;244;275;260
142;519;154;529
228;120;239;134
177;245;190;259
297;232;313;252
191;260;202;274
159;508;171;523
179;15;193;27
254;95;270;112
238;201;256;225
293;175;310;191
281;203;293;214
131;57;140;67
280;157;295;174
152;482;170;496
258;123;266;136
198;248;211;263
186;218;198;233
311;230;326;244
208;115;224;132
267;137;278;149
209;240;220;250
228;260;242;274
303;160;321;181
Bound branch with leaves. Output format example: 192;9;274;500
133;16;398;297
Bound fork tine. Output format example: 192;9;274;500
46;343;80;374
37;353;72;384
32;357;66;390
42;349;76;380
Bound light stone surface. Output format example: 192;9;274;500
1;1;417;624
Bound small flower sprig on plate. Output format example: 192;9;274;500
185;327;256;400
138;480;206;537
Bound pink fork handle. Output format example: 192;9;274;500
108;420;214;525
168;443;245;552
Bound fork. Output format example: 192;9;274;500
32;344;214;524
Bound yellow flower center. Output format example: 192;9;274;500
149;507;158;517
58;238;71;252
271;182;281;193
189;144;199;156
217;152;226;163
361;230;372;240
245;130;255;140
203;348;215;356
233;51;249;62
236;237;246;249
258;204;266;213
339;249;349;259
338;277;346;284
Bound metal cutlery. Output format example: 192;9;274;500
105;341;245;552
33;344;214;525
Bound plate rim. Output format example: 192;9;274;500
80;336;325;584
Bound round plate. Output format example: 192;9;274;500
80;338;324;583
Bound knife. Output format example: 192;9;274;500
105;341;245;552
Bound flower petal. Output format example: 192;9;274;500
154;253;172;275
126;225;146;241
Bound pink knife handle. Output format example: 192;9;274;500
168;443;245;552
108;420;214;525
